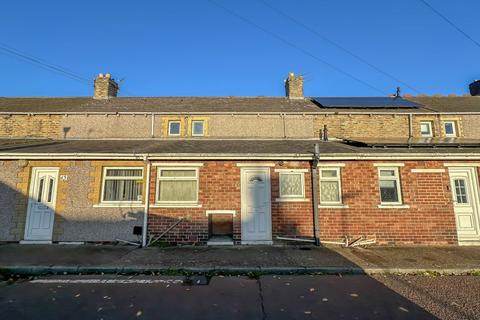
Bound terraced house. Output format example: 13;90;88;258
1;73;480;246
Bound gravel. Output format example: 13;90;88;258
373;274;480;320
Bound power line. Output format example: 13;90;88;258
419;0;480;49
0;43;137;96
208;0;388;95
0;43;91;85
258;0;422;94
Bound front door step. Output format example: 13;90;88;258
207;236;234;246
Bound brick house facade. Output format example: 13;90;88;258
0;73;480;246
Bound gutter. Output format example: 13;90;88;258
1;152;480;161
3;111;480;116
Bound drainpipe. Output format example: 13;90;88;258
142;157;152;247
408;113;413;139
311;143;321;246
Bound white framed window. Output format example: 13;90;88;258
420;121;433;137
191;120;204;136
156;168;199;204
168;121;181;136
378;167;402;205
279;172;305;199
101;167;144;204
443;121;457;137
319;168;342;205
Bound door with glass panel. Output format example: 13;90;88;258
448;168;480;242
241;168;272;243
24;168;59;241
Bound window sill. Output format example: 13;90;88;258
378;204;410;209
94;203;144;208
151;203;202;208
275;198;309;202
318;204;349;209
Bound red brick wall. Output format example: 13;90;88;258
148;161;314;245
320;161;458;245
271;163;314;238
148;162;241;245
147;160;467;246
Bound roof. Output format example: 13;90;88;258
344;137;480;148
407;96;480;113
312;97;422;109
1;139;480;159
0;139;353;156
0;96;478;114
0;97;320;113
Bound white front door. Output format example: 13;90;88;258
449;167;480;243
241;168;272;244
24;168;59;241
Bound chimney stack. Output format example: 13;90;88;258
94;73;119;99
469;80;480;96
285;72;304;99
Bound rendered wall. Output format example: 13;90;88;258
3;160;145;242
0;161;23;241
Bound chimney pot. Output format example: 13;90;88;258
285;72;304;99
94;73;119;99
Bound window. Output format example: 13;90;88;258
191;120;204;136
279;172;305;199
319;168;342;204
453;178;469;204
420;121;433;137
443;121;457;137
378;167;402;205
156;168;199;203
168;121;181;136
101;168;143;203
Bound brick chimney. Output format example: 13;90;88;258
285;72;304;99
94;73;119;99
469;80;480;96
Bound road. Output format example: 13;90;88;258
0;274;477;319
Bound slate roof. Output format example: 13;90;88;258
0;96;478;114
0;97;320;113
1;139;480;157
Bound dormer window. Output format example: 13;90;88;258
168;121;181;136
192;120;204;136
420;121;433;137
443;121;457;137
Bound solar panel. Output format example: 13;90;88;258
312;97;422;109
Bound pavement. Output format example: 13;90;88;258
0;243;479;275
0;274;440;320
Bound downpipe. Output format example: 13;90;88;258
311;143;321;246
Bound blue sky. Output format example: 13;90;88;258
0;0;479;97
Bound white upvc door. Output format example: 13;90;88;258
241;168;272;244
448;167;480;243
24;168;59;242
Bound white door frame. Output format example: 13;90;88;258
23;167;59;243
240;167;272;245
448;167;480;245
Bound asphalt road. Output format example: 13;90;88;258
0;274;471;320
